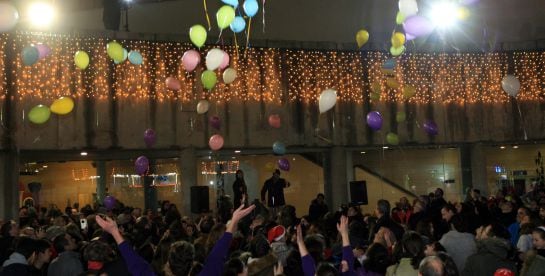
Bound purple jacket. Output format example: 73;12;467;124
118;241;156;276
301;246;355;276
199;232;233;276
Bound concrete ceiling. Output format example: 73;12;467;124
19;0;545;51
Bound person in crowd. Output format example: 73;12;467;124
308;193;328;222
408;200;426;231
508;207;531;246
268;225;291;267
435;252;458;276
1;237;38;276
438;214;476;272
386;231;425;276
520;226;545;276
0;220;19;265
371;200;404;242
233;170;248;209
354;242;392;276
462;223;517;276
261;169;291;216
418;255;444;276
48;233;83;276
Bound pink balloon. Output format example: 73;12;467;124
182;50;201;72
165;77;181;91
34;43;51;59
219;51;230;70
209;134;224;151
268;114;281;128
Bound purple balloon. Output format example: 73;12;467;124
209;115;221;130
423;120;438;136
366;111;383;131
278;158;290;171
144;129;156;148
104;195;116;210
135;156;149;175
460;0;478;5
34;43;51;59
403;16;435;37
405;33;416;41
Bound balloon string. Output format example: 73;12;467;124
233;32;239;60
262;0;266;33
203;0;211;31
217;29;223;44
515;99;528;140
246;18;252;48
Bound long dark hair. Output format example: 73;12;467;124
393;231;425;269
364;243;392;274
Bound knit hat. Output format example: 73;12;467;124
267;225;285;243
494;268;515;276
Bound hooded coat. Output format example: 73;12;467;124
462;237;517;276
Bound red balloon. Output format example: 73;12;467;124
209;134;224;151
268;114;281;128
165;77;181;91
494;269;514;276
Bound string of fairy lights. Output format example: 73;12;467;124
1;32;545;104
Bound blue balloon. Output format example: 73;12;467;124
243;0;258;17
221;0;238;8
22;46;39;66
128;50;143;65
114;48;128;64
272;141;286;155
230;16;246;33
382;58;396;70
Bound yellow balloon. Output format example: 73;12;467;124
386;78;400;89
403;86;416;99
265;162;275;172
74;51;89;70
106;41;124;61
356;29;369;48
370;92;381;101
391;32;406;48
50;97;75;115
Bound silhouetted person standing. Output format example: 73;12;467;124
232;170;248;209
261;169;290;216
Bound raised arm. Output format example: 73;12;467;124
337;216;355;275
96;215;156;276
297;224;315;276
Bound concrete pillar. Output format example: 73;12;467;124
0;151;20;219
470;144;489;196
179;147;197;216
96;161;106;204
324;147;349;210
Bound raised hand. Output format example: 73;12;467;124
96;215;124;244
227;204;256;233
337;215;350;246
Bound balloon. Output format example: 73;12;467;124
370;93;381;101
386;132;400;145
403;86;416;99
396;11;406;25
501;75;521;97
28;105;51;124
22;46;39;66
128;50;143;65
197;100;210;114
106;41;124;61
272;141;286;155
222;68;237;84
144;129;156;148
50;97;74;115
222;0;239;8
189;25;207;48
405;33;416;41
398;0;418;17
34;43;51;59
278;158;290;171
182;50;201;72
230;16;246;33
74;51;90;70
268;114;281;128
216;5;236;30
356;29;369;48
391;32;406;48
219;51;230;70
366;111;383;131
243;0;259;17
319;89;337;113
135;156;149;175
396;111;406;123
165;77;181;91
209;116;221;130
494;268;515;276
423;120;438;136
371;81;381;93
205;48;224;70
0;3;19;32
264;162;275;172
114;48;128;64
403;15;434;37
386;78;400;89
103;196;116;210
201;70;217;90
209;134;224;151
390;45;405;56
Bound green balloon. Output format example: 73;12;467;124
22;46;39;66
370;92;381;101
216;5;236;30
190;25;207;48
106;41;124;61
396;111;406;123
28;105;51;124
386;132;399;145
390;45;405;57
201;70;217;90
396;11;406;25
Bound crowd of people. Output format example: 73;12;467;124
1;183;545;276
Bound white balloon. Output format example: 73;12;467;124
205;48;224;71
501;74;521;97
197;100;210;114
398;0;418;17
223;68;237;84
0;3;19;32
319;89;337;113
